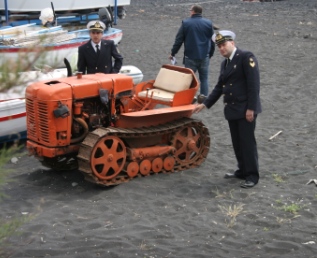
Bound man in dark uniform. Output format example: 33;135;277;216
193;30;262;188
77;20;123;74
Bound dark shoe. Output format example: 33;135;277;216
224;173;238;179
197;94;207;104
240;180;256;188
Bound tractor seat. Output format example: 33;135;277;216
137;67;193;103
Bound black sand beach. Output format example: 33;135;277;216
2;0;317;257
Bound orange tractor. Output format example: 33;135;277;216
26;64;210;186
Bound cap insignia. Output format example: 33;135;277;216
215;33;224;42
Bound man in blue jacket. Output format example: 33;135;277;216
169;5;215;98
193;30;262;188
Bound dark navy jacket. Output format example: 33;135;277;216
77;39;123;74
171;14;215;60
203;48;262;120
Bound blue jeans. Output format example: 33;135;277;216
184;56;210;96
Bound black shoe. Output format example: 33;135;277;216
240;180;256;188
224;173;238;179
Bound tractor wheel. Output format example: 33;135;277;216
91;135;126;180
171;124;204;166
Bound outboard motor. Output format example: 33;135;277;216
117;6;127;19
98;7;113;30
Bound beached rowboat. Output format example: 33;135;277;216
0;98;27;143
0;23;122;69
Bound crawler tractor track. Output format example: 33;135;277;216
77;117;210;186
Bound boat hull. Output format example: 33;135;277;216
0;27;123;68
0;99;27;143
0;0;131;12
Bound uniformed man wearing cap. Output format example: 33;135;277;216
193;30;262;189
77;20;123;74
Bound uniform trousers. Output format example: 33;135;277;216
228;116;259;183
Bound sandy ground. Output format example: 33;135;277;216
1;0;317;257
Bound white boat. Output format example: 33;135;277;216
0;98;27;143
0;0;131;13
0;24;123;69
119;65;144;86
0;67;70;99
0;65;143;143
0;23;42;36
1;1;129;27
